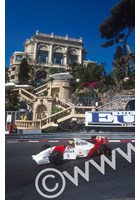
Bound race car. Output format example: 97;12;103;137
32;136;111;165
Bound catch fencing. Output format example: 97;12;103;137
5;132;135;141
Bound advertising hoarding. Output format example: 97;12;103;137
85;111;135;127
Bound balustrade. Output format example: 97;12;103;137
34;82;49;94
20;89;37;101
15;105;95;130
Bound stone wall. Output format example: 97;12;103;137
98;96;135;111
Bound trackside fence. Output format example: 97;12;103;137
5;132;135;141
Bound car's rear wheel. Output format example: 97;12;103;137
99;144;111;156
49;150;63;165
40;144;51;152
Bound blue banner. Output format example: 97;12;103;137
85;111;135;127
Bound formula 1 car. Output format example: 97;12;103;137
32;136;111;165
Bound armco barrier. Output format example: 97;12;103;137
5;132;135;141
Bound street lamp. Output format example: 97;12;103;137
91;88;98;109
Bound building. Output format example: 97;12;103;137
8;30;90;83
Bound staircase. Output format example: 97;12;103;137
34;82;50;95
19;89;37;103
15;105;94;130
15;85;135;130
15;86;95;129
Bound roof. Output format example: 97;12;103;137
5;82;34;89
49;72;74;80
5;82;15;87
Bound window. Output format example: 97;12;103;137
69;54;78;64
16;55;22;61
12;66;16;71
11;75;15;79
38;50;48;63
53;52;64;65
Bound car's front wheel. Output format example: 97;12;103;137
49;151;63;165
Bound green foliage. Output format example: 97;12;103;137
112;48;135;91
42;126;58;133
74;62;116;94
99;0;135;39
98;73;116;93
74;63;105;83
113;46;124;60
99;0;135;52
122;78;135;90
5;89;19;111
98;85;108;94
49;67;66;74
75;89;98;106
18;58;30;84
5;67;9;82
52;106;63;114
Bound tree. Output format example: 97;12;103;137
112;46;135;90
18;58;30;84
5;89;19;111
5;67;9;82
29;68;47;87
49;67;66;74
75;62;105;83
99;0;135;55
113;46;124;60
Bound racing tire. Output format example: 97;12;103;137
40;144;51;152
91;136;97;144
99;144;111;156
49;150;63;165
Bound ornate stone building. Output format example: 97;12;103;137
8;30;89;83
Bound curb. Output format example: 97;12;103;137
5;139;135;144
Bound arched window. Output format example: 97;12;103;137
53;47;64;65
38;45;49;63
68;49;78;65
36;104;47;119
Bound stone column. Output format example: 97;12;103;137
47;98;53;116
33;42;37;60
48;44;53;64
49;81;52;96
64;46;68;65
78;49;82;64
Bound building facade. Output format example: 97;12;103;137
8;31;89;83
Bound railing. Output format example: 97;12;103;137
15;105;95;130
40;106;74;129
19;89;37;103
55;98;75;109
34;82;50;94
36;32;82;43
15;120;40;129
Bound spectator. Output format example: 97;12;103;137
20;113;27;120
8;123;13;134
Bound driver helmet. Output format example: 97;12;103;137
68;139;74;145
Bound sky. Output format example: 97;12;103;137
5;0;135;73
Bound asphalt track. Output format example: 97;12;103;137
5;141;135;200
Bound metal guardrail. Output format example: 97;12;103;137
5;132;135;141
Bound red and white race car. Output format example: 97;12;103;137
32;136;111;165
